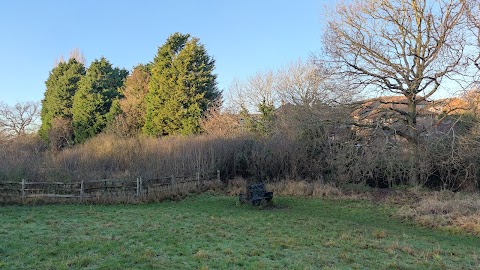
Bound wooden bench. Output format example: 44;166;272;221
239;183;273;205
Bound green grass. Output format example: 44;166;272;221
0;195;479;269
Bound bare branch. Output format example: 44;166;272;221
323;0;469;152
0;101;40;137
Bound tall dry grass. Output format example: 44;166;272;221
395;190;480;235
226;177;366;200
42;134;244;182
0;135;46;181
1;117;480;194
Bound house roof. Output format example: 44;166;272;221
351;96;469;121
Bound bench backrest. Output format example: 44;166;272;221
247;183;267;195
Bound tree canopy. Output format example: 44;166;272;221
39;58;85;141
143;33;220;136
118;64;151;136
72;57;128;143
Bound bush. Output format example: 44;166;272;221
1;116;480;193
0;135;46;181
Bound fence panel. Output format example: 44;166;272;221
0;171;220;202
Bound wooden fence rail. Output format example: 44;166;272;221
0;170;221;201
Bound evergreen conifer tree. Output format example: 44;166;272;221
143;33;220;136
39;58;85;142
72;57;127;143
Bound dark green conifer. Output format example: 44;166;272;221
72;57;127;143
143;33;220;136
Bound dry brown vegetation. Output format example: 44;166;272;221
2;114;480;191
226;177;345;198
394;190;480;235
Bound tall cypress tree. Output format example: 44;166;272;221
39;58;85;141
143;33;220;136
72;57;128;143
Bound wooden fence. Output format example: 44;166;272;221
0;170;221;201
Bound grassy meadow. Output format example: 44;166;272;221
1;194;479;269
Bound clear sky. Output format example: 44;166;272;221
0;0;331;105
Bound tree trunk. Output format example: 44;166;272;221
407;97;419;186
410;141;419;186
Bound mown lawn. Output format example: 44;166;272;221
0;195;479;269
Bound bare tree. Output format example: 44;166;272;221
69;48;86;65
54;48;86;67
228;70;277;113
0;101;40;137
276;59;331;106
463;0;480;73
323;0;469;184
276;59;357;107
229;61;344;112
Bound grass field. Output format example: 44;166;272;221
1;195;479;269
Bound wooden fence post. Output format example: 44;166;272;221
136;177;143;198
80;180;85;200
21;179;25;199
217;170;221;182
196;172;200;188
171;175;175;189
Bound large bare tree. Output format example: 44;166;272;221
230;60;346;111
228;71;277;113
0;101;40;138
274;59;353;136
323;0;469;184
276;59;339;107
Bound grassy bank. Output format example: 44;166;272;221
0;195;479;269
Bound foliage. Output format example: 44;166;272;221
200;101;242;137
255;99;276;136
143;33;220;136
239;100;276;137
71;57;128;143
117;64;151;136
39;58;85;142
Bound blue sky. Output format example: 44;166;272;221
0;0;331;105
